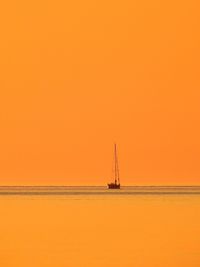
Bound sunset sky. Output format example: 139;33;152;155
0;0;200;185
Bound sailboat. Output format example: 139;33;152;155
108;144;121;189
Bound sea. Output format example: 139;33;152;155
0;186;200;267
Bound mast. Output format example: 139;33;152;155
114;143;120;185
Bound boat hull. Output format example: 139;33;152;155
107;183;120;189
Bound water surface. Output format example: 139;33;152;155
0;186;199;267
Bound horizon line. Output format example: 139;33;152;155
0;185;200;187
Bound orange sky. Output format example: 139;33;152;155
0;0;200;185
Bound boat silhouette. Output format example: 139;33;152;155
108;144;120;189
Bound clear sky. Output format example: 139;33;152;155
0;0;200;185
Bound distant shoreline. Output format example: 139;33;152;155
0;185;200;196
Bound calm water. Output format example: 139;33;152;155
0;186;200;267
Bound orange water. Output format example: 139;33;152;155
0;190;200;267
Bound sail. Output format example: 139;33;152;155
114;143;120;185
108;144;120;189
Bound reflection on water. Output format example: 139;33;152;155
0;187;200;267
